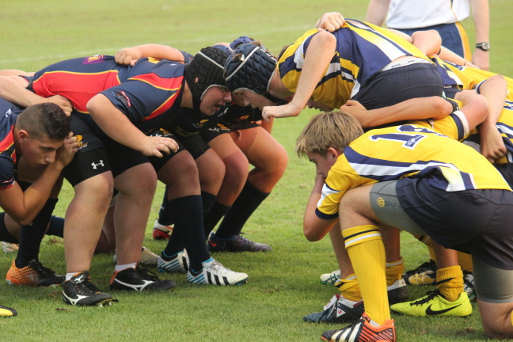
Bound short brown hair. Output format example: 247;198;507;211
296;111;363;157
17;103;70;140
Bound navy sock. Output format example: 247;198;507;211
203;201;231;238
46;216;64;238
16;198;58;268
157;186;174;226
163;195;210;271
215;181;269;239
201;191;217;218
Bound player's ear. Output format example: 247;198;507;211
326;147;342;159
18;130;29;144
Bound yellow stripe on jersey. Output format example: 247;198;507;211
278;20;433;109
316;124;511;218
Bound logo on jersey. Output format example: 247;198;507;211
91;160;105;170
74;135;89;150
147;57;161;64
4;109;12;118
377;197;385;207
83;55;106;64
112;91;132;108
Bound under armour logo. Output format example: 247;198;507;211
91;160;105;169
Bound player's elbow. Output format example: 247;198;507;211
433;97;454;119
303;220;324;241
304;227;322;241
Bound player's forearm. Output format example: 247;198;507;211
470;0;490;44
288;31;336;115
87;94;146;152
476;75;507;126
14;164;63;225
365;0;391;26
135;44;185;61
0;77;45;108
363;97;452;127
303;174;334;241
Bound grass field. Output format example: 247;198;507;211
0;0;512;341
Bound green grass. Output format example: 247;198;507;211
0;0;512;341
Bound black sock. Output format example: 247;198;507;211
163;195;210;271
203;201;231;238
215;181;269;239
157;186;174;226
16;198;58;268
46;216;64;238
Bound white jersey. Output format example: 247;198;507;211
386;0;470;29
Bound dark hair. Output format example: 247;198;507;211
17;103;70;140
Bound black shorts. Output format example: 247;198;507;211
199;123;231;143
178;134;210;159
146;129;186;172
495;163;513;187
63;114;149;186
352;63;443;120
397;177;513;270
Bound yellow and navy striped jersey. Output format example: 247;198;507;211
278;20;432;109
410;108;468;142
442;61;513;99
316;124;511;219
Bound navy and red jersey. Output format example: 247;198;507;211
29;55;186;133
0;99;22;190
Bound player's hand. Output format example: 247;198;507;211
115;47;141;67
316;12;345;32
47;95;73;116
340;100;367;116
480;124;507;163
262;103;302;122
55;133;79;168
140;136;179;157
340;100;371;127
472;49;489;71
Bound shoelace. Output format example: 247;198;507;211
135;267;159;281
235;234;254;245
30;260;56;277
209;260;234;275
409;289;442;306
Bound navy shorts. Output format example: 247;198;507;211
397;177;513;270
352;63;443;118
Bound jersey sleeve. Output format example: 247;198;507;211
101;76;182;125
315;162;361;220
0;155;15;190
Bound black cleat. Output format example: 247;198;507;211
110;265;176;291
62;271;114;306
208;233;272;252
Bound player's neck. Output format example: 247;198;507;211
180;81;193;109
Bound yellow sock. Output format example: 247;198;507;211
335;274;362;302
436;266;464;302
343;225;389;325
457;252;473;272
385;258;404;287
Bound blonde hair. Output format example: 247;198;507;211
296;111;363;157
